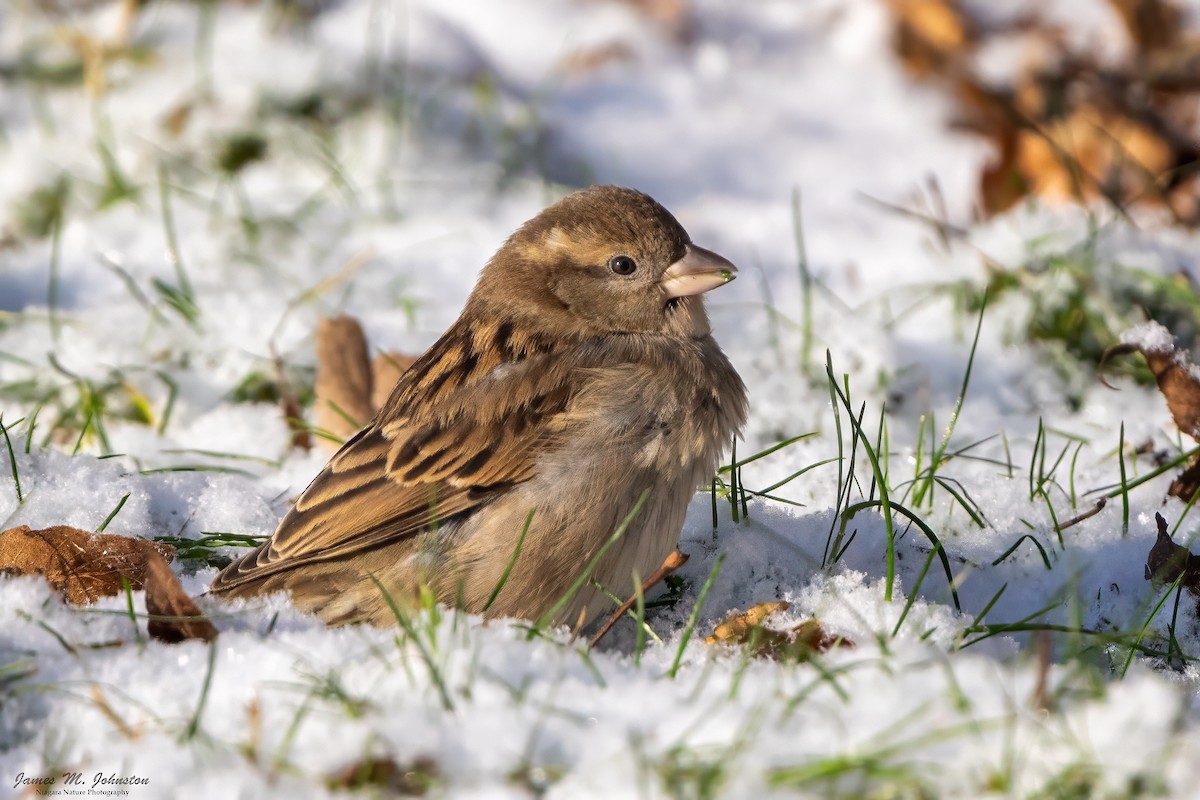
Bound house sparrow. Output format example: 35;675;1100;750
211;186;747;627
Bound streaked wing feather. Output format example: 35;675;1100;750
212;341;571;593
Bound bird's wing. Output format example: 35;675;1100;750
211;331;574;593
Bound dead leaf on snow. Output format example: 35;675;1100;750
1144;512;1200;593
889;0;1200;223
887;0;974;77
705;601;854;661
0;525;173;605
0;524;216;643
143;552;218;644
1170;460;1200;504
1102;324;1200;501
315;315;375;444
1110;0;1182;53
313;315;417;450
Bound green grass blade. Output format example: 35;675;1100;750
368;573;454;711
535;489;650;631
669;552;726;679
482;507;534;613
990;535;1051;569
97;493;131;533
828;355;896;602
0;414;24;504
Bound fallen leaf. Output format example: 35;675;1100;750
1109;0;1182;53
143;552;218;644
1144;511;1200;592
1014;104;1173;205
790;618;854;653
707;600;792;642
1169;459;1200;503
313;316;417;449
887;0;973;77
315;316;375;445
1103;324;1200;441
892;0;1200;223
0;525;173;605
979;124;1028;216
1103;323;1200;502
705;602;853;661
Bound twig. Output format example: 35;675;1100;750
1057;497;1107;532
589;550;689;648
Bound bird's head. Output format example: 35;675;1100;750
472;186;737;339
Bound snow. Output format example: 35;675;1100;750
1122;321;1178;353
3;0;1200;797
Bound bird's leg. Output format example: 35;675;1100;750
589;550;689;648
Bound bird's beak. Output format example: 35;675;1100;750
660;245;738;299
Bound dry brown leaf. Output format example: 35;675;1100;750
1014;105;1174;204
315;316;375;444
1144;512;1200;592
1102;328;1200;501
705;602;853;661
790;618;854;653
1103;336;1200;441
143;552;217;644
0;525;173;605
707;600;792;642
1169;458;1200;502
892;1;1200;222
1109;0;1182;53
887;0;973;77
1167;173;1200;225
313;317;417;449
979;126;1027;216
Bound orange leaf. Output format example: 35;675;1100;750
705;602;853;660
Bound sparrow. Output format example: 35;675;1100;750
210;186;748;628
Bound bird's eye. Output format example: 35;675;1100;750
609;255;637;276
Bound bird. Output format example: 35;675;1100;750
210;185;748;628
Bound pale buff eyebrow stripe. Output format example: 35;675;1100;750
545;226;573;251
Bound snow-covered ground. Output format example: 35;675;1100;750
3;0;1200;797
